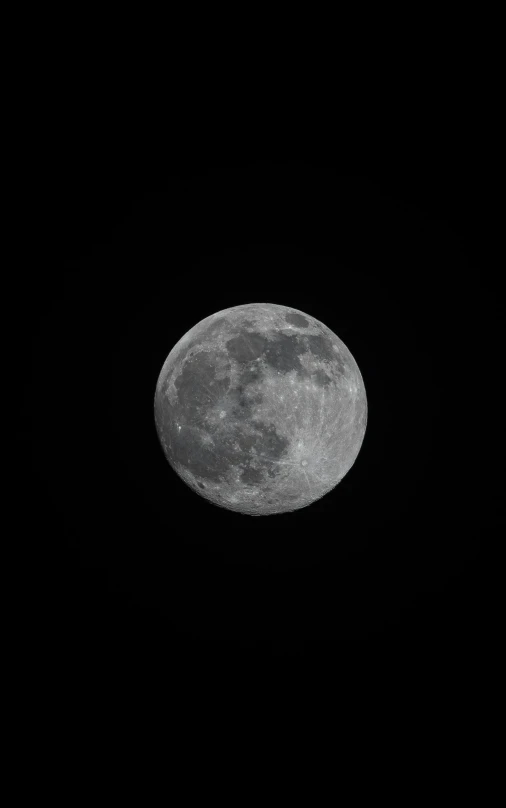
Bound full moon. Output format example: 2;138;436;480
154;303;367;515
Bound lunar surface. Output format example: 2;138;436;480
154;303;367;515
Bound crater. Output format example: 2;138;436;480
332;351;346;376
225;327;338;385
239;364;263;386
285;311;309;328
170;426;232;482
311;369;332;387
200;317;227;340
174;352;231;421
167;402;290;485
240;466;264;485
226;330;268;362
250;420;290;476
183;317;227;357
263;332;305;374
303;334;336;363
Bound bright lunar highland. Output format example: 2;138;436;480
154;303;367;515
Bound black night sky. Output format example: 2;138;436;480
30;152;500;690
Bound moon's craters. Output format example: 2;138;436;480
285;311;309;328
225;331;267;362
225;324;339;384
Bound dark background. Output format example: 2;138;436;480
30;153;500;683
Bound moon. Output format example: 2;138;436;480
154;303;367;515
